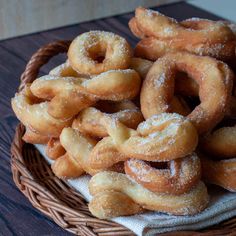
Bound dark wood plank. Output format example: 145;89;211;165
0;2;223;235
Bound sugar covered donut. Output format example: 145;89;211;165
201;156;236;192
141;52;233;134
89;171;209;216
200;125;236;158
131;8;236;61
132;7;234;44
68;31;132;75
72;100;143;137
89;113;198;165
124;153;201;195
46;138;66;160
11;85;72;137
31;70;140;119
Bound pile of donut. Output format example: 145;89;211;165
12;7;236;219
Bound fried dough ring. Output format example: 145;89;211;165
132;7;234;44
89;190;143;219
31;70;140;119
124;153;201;195
201;156;236;192
129;58;190;116
131;8;236;61
22;126;50;144
141;52;233;134
11;85;72;137
175;75;236;117
53;127;124;178
90;113;198;164
134;36;236;62
46;138;66;160
72;100;143;137
68;31;132;75
200;125;236;158
89;171;209;216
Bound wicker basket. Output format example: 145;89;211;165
11;41;236;236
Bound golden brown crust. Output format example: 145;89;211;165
30;70;141;120
130;57;153;78
51;153;85;179
134;7;234;44
11;85;72;137
68;31;132;75
200;125;236;158
131;8;236;61
88;190;144;219
90;113;198;163
53;127;125;178
89;171;209;217
72;101;143;138
22;126;50;144
201;156;236;192
46;138;66;160
140;52;233;134
124;154;201;195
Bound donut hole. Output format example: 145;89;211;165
147;161;168;170
174;71;201;113
213;117;236;130
88;43;107;63
95;101;136;114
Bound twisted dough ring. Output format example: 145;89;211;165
130;8;236;61
141;52;233;134
201;156;236;192
31;70;141;119
131;8;234;43
89;171;209;216
72;100;143;138
134;36;236;62
68;31;132;75
11;85;72;137
89;113;198;167
52;127;124;178
124;153;201;195
200;125;236;158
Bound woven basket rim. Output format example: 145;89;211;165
10;40;236;236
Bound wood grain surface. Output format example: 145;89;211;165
0;2;222;236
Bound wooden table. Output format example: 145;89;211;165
0;2;222;235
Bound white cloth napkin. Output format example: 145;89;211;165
36;144;236;236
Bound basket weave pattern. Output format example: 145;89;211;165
10;41;236;236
